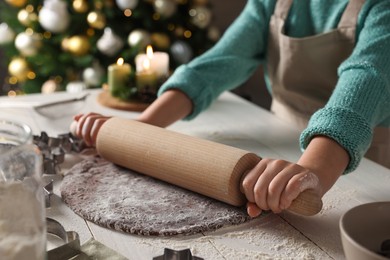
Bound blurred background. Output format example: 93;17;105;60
0;0;270;109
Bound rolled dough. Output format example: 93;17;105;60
60;157;251;236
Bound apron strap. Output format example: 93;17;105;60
338;0;366;28
273;0;293;20
274;0;365;29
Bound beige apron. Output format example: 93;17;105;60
267;0;390;168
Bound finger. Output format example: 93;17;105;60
246;202;262;218
267;163;304;213
75;114;88;137
76;112;100;137
280;172;319;210
253;159;287;211
82;114;105;146
89;118;108;146
241;160;268;203
73;114;84;121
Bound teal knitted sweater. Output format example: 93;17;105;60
158;0;390;172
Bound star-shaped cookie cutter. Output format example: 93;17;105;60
33;132;86;175
34;132;85;208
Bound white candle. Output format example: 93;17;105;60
135;45;169;78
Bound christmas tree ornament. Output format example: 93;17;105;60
189;6;212;29
17;9;38;27
151;33;170;50
83;62;104;87
0;0;217;96
72;0;89;13
8;57;30;82
115;0;138;11
66;81;87;93
183;30;192;39
97;27;124;56
87;11;106;30
15;31;42;56
0;23;16;45
39;0;70;33
123;9;132;17
170;40;193;64
174;26;185;37
128;29;151;48
5;0;27;8
208;25;220;42
41;79;60;93
154;0;177;18
63;35;91;56
61;37;69;50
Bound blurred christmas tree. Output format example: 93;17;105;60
0;0;219;96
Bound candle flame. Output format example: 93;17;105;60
146;45;154;59
142;58;150;70
117;57;124;65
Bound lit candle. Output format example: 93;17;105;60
136;58;157;91
135;45;169;78
108;57;132;96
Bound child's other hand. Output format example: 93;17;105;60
241;158;321;218
71;113;111;147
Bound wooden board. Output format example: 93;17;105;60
97;91;150;112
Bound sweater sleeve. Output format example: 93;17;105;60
300;1;390;173
157;0;271;119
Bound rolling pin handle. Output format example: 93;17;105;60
240;170;323;216
288;189;323;216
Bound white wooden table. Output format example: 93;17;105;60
1;89;389;260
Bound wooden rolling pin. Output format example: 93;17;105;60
96;117;323;216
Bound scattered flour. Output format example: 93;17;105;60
0;181;46;260
136;214;329;259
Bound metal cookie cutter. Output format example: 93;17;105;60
153;248;204;260
46;218;90;260
44;180;54;208
35;132;86;208
33;132;86;175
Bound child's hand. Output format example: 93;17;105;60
241;158;321;218
70;113;111;147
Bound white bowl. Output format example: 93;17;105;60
340;202;390;260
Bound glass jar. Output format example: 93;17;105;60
0;119;32;151
0;119;46;260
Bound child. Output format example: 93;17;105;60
73;0;390;217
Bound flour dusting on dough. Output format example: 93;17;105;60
61;157;252;236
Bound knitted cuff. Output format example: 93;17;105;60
158;65;214;120
300;107;372;173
